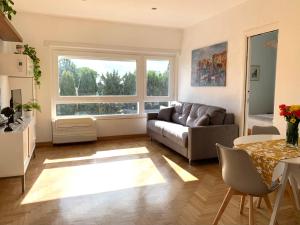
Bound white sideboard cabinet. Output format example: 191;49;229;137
0;118;36;193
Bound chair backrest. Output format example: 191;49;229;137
252;126;280;135
216;143;270;196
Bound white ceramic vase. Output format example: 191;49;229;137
23;110;33;119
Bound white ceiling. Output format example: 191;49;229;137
14;0;248;28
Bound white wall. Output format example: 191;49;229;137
0;40;3;52
0;76;10;110
178;0;300;135
249;31;277;115
8;12;182;142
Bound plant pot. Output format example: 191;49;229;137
23;110;33;119
286;121;299;148
16;44;24;54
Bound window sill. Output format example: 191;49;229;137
53;114;148;121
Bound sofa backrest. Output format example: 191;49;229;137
171;102;193;126
224;113;235;125
170;102;233;126
186;103;227;127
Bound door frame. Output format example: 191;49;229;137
242;22;279;135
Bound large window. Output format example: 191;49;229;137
53;51;175;117
58;57;137;96
146;60;170;97
56;103;138;116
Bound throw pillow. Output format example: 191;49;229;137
158;107;174;122
194;114;210;127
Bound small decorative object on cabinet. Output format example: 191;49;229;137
279;104;300;147
0;106;14;132
15;100;41;119
15;44;24;54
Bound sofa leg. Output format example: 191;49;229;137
189;159;192;165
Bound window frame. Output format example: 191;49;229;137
51;48;176;119
144;56;175;102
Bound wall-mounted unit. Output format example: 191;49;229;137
52;118;97;144
0;54;33;77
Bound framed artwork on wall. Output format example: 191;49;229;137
250;65;260;81
191;42;227;87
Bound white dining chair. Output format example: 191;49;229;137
251;126;280;208
213;144;279;225
252;125;280;135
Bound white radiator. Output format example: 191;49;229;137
52;118;97;144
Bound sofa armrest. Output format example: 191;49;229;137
147;112;158;121
188;124;239;160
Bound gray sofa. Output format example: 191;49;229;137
147;102;239;163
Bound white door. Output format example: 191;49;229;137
244;30;278;135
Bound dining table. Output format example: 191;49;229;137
234;134;300;225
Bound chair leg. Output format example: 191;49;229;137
249;196;254;225
287;179;300;210
240;195;246;214
263;195;279;225
256;197;262;208
212;187;234;225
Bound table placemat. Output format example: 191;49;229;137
236;139;300;186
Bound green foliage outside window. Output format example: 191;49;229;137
147;70;169;96
77;67;98;96
57;58;169;116
60;71;76;96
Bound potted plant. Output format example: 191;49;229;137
0;0;16;20
16;100;41;118
23;44;42;85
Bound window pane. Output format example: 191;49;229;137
58;56;136;96
144;102;169;113
56;103;138;116
146;60;170;96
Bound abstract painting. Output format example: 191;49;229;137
191;42;227;86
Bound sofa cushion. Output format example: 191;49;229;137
157;107;174;122
186;104;202;127
162;122;189;147
171;102;193;126
224;113;234;124
147;120;170;135
188;104;226;126
205;106;226;125
194;114;210;127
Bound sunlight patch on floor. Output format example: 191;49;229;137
163;156;198;182
22;157;165;204
43;147;149;164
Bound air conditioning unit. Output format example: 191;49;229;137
52;118;97;144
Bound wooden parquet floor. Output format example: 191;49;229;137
0;137;299;225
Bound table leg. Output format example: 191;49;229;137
288;168;300;210
269;164;290;225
